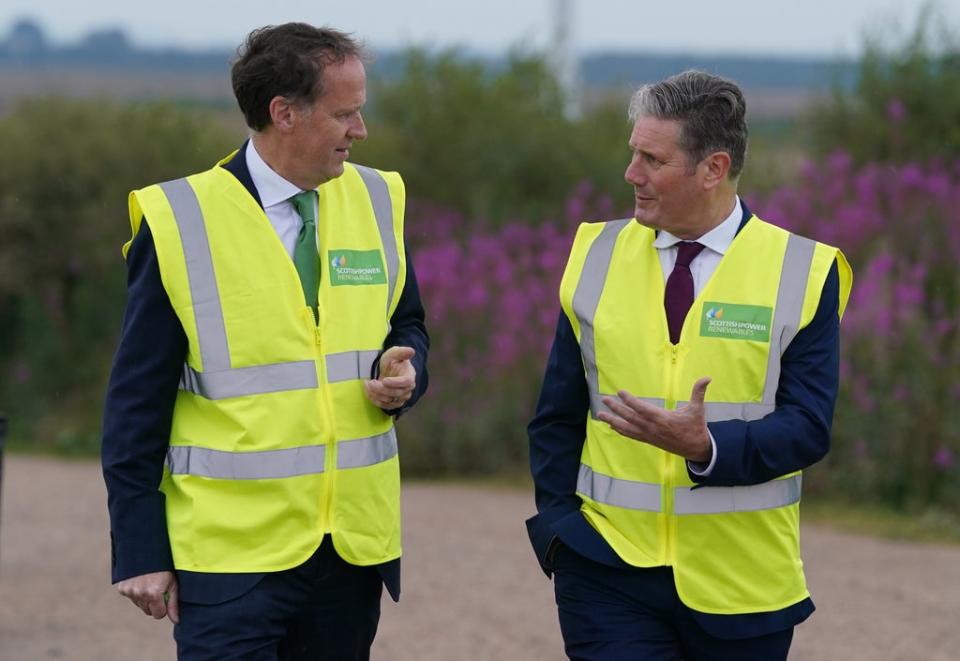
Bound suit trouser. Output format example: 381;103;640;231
551;544;793;661
174;537;383;661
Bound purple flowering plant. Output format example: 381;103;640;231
752;153;960;510
398;183;616;475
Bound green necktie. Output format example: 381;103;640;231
290;190;319;323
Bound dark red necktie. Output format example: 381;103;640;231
664;241;705;344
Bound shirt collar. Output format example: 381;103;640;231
652;196;743;256
245;139;306;209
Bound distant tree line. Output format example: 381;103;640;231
1;17;856;91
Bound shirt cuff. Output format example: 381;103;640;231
687;430;718;477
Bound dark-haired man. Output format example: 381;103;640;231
102;23;428;660
527;70;852;660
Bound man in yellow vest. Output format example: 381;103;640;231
101;23;429;660
527;70;851;660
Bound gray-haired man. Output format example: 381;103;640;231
527;70;851;660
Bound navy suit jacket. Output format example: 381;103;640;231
102;146;429;603
527;203;841;638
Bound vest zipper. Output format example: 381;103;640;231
662;343;681;566
314;310;337;538
298;222;331;540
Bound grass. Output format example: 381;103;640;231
800;496;960;545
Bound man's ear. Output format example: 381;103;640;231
701;151;732;190
268;96;298;133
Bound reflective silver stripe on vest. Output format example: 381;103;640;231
701;401;775;422
166;444;326;479
673;401;776;422
673;474;802;515
578;464;800;515
159;177;319;400
590;391;614;417
164;428;397;478
761;234;816;405
337;428;398;469
576;464;661;512
160;179;230;372
179;361;318;400
353;164;400;323
326;350;381;383
591;392;665;418
590;390;620;418
572;219;632;419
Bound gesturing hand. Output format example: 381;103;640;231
117;570;179;624
364;346;417;410
598;377;712;463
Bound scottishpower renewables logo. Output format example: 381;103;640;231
700;302;773;342
327;249;387;286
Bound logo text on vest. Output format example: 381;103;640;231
699;302;772;342
327;249;387;286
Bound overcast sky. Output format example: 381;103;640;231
3;0;958;57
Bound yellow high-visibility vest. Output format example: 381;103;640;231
560;215;852;614
125;154;407;572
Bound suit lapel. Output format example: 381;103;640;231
220;139;264;210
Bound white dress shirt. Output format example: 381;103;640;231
652;196;743;476
245;139;318;258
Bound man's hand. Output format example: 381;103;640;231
117;570;179;624
598;377;712;463
364;346;417;410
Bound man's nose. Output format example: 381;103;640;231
625;156;646;186
349;113;368;141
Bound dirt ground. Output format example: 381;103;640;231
1;456;959;660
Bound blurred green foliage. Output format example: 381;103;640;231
808;5;960;162
0;98;237;451
356;49;807;226
356;49;633;224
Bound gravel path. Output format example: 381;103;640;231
1;456;958;660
